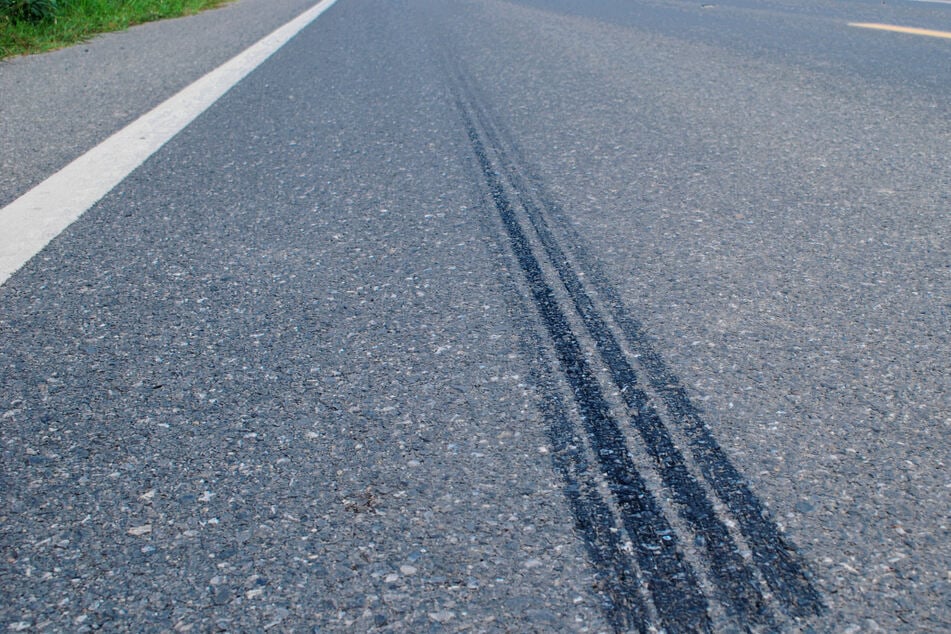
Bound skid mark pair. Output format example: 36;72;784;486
449;66;822;632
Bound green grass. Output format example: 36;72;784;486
1;0;233;60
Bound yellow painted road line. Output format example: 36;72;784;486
849;22;951;39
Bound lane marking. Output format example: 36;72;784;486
849;22;951;38
0;0;339;288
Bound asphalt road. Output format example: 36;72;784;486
1;0;949;632
0;0;321;209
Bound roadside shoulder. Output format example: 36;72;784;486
0;0;320;208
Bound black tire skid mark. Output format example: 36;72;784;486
460;69;824;620
452;81;713;633
463;87;772;627
491;116;824;620
448;76;651;633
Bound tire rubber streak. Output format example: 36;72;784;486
454;89;712;633
469;99;772;626
528;334;651;633
475;88;824;619
494;135;825;618
462;80;649;631
449;51;824;625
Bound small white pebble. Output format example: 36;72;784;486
399;565;417;575
428;610;455;623
128;525;152;536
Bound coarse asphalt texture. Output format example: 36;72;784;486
0;0;322;209
1;0;949;632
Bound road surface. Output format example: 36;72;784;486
1;0;949;631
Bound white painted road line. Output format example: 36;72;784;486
0;0;339;288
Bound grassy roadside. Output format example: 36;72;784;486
1;0;234;60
